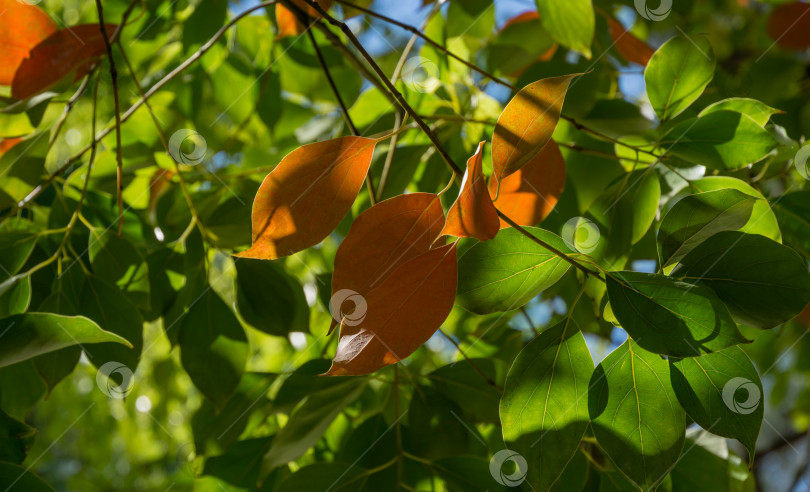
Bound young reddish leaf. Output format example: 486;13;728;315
275;0;333;38
608;18;654;66
238;136;378;259
489;140;565;229
440;142;500;241
0;0;57;86
12;24;118;100
333;192;444;298
325;242;458;376
767;2;810;51
0;138;23;157
491;74;578;182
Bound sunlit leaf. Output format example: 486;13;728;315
699;97;782;127
489;139;565;228
326;243;458;376
0;0;56;86
645;35;715;121
535;0;594;57
492;74;578;181
441;142;500;241
239;136;378;259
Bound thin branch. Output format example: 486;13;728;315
95;0;124;235
304;27;376;205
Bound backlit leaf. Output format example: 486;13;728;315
606;271;748;357
238;136;378;259
0;313;132;369
325;243;458;376
0;0;57;86
440;142;500;241
645;35;715;121
670;346;763;460
589;340;686;490
456;227;573;314
673;231;810;329
489;139;565;229
492;74;578;181
12;24;118;100
658;189;757;267
608;17;654;66
699;97;781;127
501;319;593;491
275;0;333;38
767;2;810;51
535;0;594;57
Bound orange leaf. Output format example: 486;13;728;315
440;142;500;241
489;140;565;229
0;137;22;158
12;24;117;100
767;2;810;51
491;74;578;182
608;18;654;66
238;136;378;260
275;0;333;38
0;0;57;86
325;242;458;376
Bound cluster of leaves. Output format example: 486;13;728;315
2;0;810;491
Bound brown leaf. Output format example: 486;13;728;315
0;138;23;157
0;0;57;86
767;2;810;51
489;140;565;228
325;242;458;376
491;74;578;182
440;142;500;241
238;136;378;259
12;24;117;100
608;18;654;66
275;0;333;38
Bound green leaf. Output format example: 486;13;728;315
274;463;368;492
0;461;54;491
428;359;503;423
662;111;778;170
589;340;685;490
202;437;273;489
773;191;810;257
260;380;366;478
0;275;30;318
669;428;755;492
179;289;248;409
409;383;472;460
434;456;510;492
0;407;35;464
673;231;810;328
235;258;309;336
606;271;748;357
658;189;757;267
192;372;276;455
78;276;144;372
670;346;763;460
645;35;715;121
699;97;781;126
500;319;594;491
0;313;132;368
447;0;494;39
535;0;595;57
0;232;37;281
272;359;358;414
689;177;781;242
456;227;574;314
